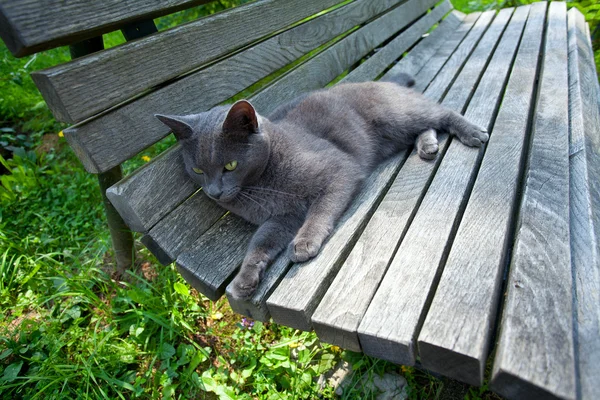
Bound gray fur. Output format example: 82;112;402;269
156;77;488;299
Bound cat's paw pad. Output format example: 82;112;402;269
460;125;489;147
289;237;321;263
418;142;439;160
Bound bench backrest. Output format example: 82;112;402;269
0;0;454;250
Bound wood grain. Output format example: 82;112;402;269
567;8;600;400
417;3;544;386
0;0;211;57
384;10;470;80
30;0;345;122
311;12;483;352
357;8;512;366
176;214;255;301
229;8;463;323
266;155;404;331
490;3;576;399
339;1;452;84
106;146;197;232
143;190;225;265
107;0;438;233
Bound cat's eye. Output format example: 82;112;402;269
224;160;238;171
192;167;204;174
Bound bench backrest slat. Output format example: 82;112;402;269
106;0;445;233
0;0;211;57
30;0;344;123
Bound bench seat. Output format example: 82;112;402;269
170;3;599;398
3;0;598;398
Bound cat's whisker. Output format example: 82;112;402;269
244;186;301;198
239;191;272;215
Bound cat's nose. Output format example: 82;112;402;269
205;187;223;200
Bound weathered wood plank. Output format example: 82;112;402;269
567;8;600;400
142;190;225;265
266;155;404;331
30;0;345;123
386;10;468;80
417;3;544;386
106;146;196;232
267;10;495;332
176;214;255;301
227;8;464;322
339;0;452;84
0;0;211;57
107;0;439;233
490;3;576;399
310;11;487;351
357;8;513;366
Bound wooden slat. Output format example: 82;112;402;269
266;155;404;331
417;3;544;386
385;10;467;79
310;11;485;351
337;1;452;84
107;0;438;233
490;3;576;399
567;8;600;400
267;10;494;332
30;0;345;123
226;7;463;321
0;0;211;57
142;190;225;265
176;214;255;301
357;8;512;366
170;0;439;301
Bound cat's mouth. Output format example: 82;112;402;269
209;187;240;204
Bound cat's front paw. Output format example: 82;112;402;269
459;124;489;147
289;236;321;263
229;262;265;299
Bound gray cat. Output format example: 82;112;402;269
156;74;488;299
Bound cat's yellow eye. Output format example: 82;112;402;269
224;160;238;171
192;167;204;174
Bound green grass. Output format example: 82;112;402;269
1;0;598;398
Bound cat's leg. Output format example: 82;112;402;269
416;128;439;160
289;179;359;263
229;214;303;299
440;110;489;147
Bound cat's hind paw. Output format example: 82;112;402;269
417;128;439;160
289;236;321;263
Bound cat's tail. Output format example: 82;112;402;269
381;72;415;88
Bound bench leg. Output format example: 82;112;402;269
98;166;134;274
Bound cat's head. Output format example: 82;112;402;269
155;100;270;203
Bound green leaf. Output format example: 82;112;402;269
1;361;23;383
0;348;13;360
158;343;176;360
173;282;190;297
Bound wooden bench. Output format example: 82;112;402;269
2;1;599;398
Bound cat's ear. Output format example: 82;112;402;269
155;114;197;141
223;100;259;137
